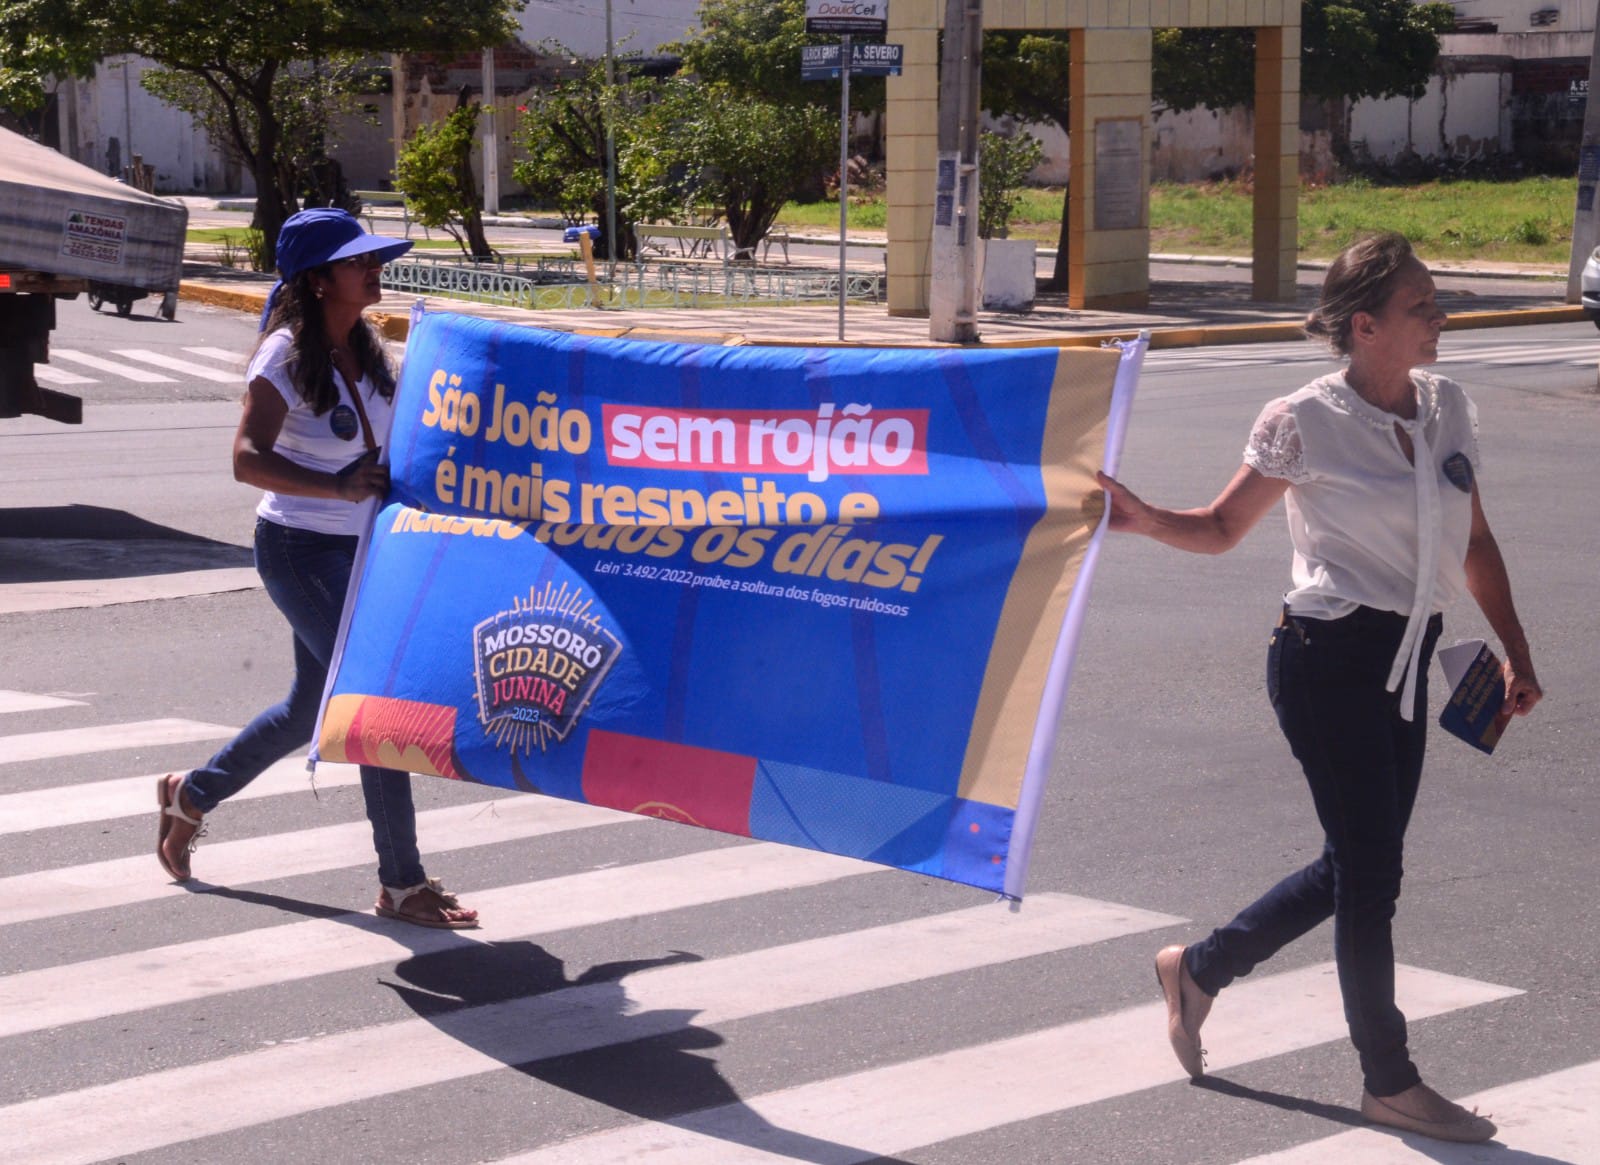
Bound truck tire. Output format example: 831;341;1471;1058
116;298;132;317
87;292;104;312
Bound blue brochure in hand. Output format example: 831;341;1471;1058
1437;639;1510;755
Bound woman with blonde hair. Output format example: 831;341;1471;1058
1099;232;1540;1142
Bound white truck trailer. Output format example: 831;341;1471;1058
1;126;187;423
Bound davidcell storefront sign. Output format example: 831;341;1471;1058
805;0;888;36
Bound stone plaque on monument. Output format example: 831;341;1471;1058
1093;118;1144;232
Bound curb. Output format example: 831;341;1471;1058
178;281;1586;350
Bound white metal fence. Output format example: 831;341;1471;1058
382;255;883;310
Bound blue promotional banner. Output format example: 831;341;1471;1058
315;312;1142;897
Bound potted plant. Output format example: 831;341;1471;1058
977;129;1044;310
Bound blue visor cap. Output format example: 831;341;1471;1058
276;208;413;280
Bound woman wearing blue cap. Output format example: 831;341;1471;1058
156;208;477;929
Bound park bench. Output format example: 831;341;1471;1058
633;222;793;266
757;228;791;264
634;223;733;264
354;190;429;239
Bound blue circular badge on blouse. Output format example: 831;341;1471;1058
1442;451;1474;493
330;404;359;441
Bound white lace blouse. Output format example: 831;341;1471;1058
1244;369;1480;718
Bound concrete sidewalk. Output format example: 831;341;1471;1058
177;217;1584;349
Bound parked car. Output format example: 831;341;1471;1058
1582;246;1600;331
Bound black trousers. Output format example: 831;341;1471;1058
1187;605;1442;1096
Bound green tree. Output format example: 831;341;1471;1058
0;32;96;118
978;130;1044;240
0;0;522;269
141;55;380;217
668;0;884;116
980;32;1071;285
512;61;674;260
652;82;836;256
1154;0;1456;114
396;98;493;260
514;66;833;262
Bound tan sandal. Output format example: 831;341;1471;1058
156;773;205;883
375;877;479;929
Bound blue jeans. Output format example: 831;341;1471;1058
1185;605;1443;1097
184;517;426;889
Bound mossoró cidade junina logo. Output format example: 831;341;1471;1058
472;582;622;753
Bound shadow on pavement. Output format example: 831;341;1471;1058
384;939;921;1163
0;504;253;583
1195;1076;1579;1165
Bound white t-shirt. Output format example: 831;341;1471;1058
1244;369;1480;713
249;329;395;536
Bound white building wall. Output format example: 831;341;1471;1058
1450;0;1592;31
55;57;242;194
1017;71;1520;186
1347;71;1513;166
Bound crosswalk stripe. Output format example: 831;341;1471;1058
1232;1059;1600;1163
0;755;357;836
50;348;177;382
492;964;1522;1165
109;348;239;383
0;689;85;714
0;892;1188;1164
1142;342;1600;374
182;346;247;364
0;791;632;927
0;841;890;1038
1442;348;1595;365
31;364;94;385
0;718;234;766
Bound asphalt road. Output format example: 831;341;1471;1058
0;318;1595;1164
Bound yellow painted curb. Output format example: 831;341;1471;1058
1444;306;1586;329
179;282;270;317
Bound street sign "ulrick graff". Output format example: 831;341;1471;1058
805;0;889;36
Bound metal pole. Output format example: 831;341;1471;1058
838;35;851;342
482;49;499;214
121;56;133;166
929;0;982;342
605;0;619;283
390;54;407;186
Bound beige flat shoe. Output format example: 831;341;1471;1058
1361;1084;1497;1143
1155;943;1212;1078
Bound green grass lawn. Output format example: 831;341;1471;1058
775;175;1580;266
